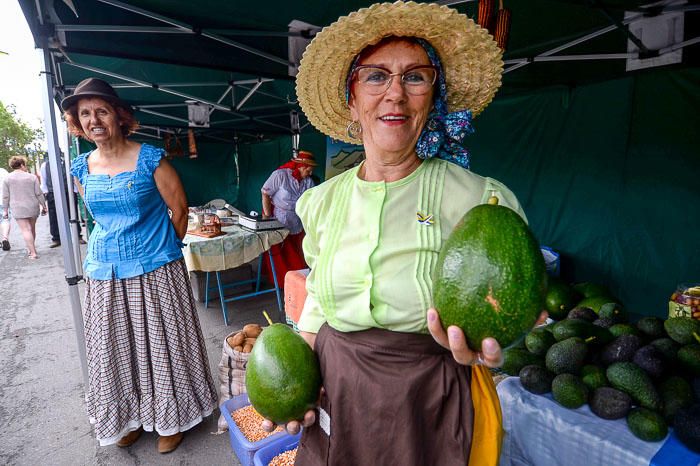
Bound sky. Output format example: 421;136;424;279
0;0;66;151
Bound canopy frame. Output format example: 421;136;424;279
55;24;313;37
504;3;698;74
96;0;293;68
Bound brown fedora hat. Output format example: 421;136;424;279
60;77;133;112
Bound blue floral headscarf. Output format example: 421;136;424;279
345;37;474;169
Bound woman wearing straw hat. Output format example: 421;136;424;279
260;150;316;286
262;2;546;465
63;78;217;453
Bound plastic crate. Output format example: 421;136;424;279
253;433;301;466
221;394;288;466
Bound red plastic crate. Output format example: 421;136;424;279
284;269;309;324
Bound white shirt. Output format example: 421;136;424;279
40;162;50;194
39;159;79;194
261;168;314;234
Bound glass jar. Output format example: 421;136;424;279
669;283;700;319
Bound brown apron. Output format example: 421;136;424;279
296;324;474;466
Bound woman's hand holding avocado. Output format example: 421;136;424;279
261;408;318;435
427;308;504;367
427;308;548;367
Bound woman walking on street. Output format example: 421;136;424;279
2;156;47;259
64;77;217;453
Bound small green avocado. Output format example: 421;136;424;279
551;373;589;409
627;408;668;442
245;324;321;424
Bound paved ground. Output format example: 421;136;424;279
0;215;284;465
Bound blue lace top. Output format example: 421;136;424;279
71;143;184;280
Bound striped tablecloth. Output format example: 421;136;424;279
182;225;289;272
497;376;700;466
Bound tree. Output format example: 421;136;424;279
0;101;43;170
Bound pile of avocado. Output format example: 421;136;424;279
503;279;700;451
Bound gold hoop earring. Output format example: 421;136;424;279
346;120;362;142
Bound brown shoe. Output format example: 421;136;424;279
116;427;143;447
157;432;183;454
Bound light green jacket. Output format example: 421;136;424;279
296;158;526;334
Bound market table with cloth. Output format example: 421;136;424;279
497;376;700;466
182;225;288;325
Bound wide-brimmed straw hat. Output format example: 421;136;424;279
292;150;318;166
60;77;133;112
296;1;503;144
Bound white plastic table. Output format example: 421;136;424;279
496;376;700;466
182;225;289;325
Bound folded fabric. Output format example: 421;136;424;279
469;365;504;466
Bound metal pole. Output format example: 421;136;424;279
251;117;291;132
39;48;89;390
132;131;163;140
534;53;635;62
70;136;88;242
235;79;264;110
660;36;700;54
65;79;273;90
64;132;83;276
55;24;312;37
134;107;190;124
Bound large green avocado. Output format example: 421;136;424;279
433;202;547;351
245;324;322;424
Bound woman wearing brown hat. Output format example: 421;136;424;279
63;78;217;453
260;149;316;286
263;2;545;465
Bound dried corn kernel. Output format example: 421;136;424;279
269;447;298;466
231;405;282;442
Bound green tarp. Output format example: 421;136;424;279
470;67;700;317
235;130;326;211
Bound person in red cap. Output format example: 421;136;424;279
260;150;317;286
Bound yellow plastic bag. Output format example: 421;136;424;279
468;365;504;466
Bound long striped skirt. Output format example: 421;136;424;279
83;258;218;446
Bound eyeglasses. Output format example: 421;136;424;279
352;65;437;96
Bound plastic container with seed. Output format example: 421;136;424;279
221;393;292;466
254;434;300;466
